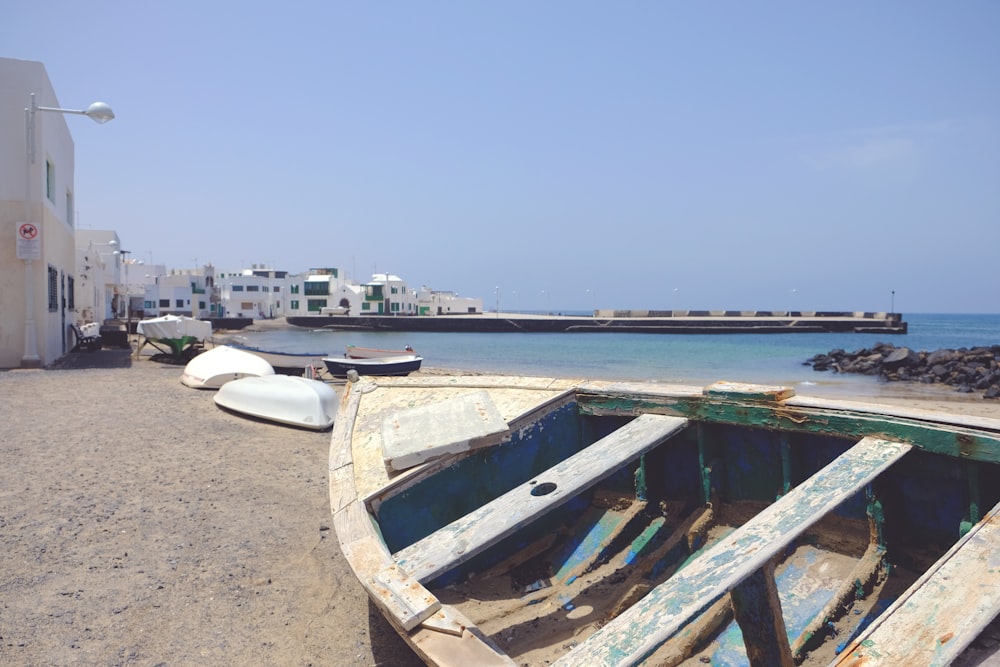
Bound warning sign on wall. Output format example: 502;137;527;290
16;222;41;260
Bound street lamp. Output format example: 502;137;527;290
21;93;114;367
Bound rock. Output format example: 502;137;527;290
805;344;1000;396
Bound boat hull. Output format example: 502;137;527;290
345;344;415;359
181;345;275;389
322;354;422;377
227;343;326;374
331;376;1000;666
214;375;337;430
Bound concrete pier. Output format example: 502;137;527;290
287;310;907;334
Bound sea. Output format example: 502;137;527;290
230;313;1000;399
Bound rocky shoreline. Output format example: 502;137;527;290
805;343;1000;398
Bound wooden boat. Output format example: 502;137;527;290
331;375;1000;666
345;344;415;359
323;354;422;378
225;342;327;375
214;374;337;430
137;315;213;359
180;345;275;389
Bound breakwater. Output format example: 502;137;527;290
287;310;907;334
806;343;1000;398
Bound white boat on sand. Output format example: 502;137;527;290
181;345;275;389
214;375;338;430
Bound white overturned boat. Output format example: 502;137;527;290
214;375;338;430
180;345;275;389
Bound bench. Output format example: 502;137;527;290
70;323;102;352
834;498;1000;665
393;413;689;584
556;435;912;667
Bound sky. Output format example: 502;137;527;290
4;1;999;313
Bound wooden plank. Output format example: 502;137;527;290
393;414;689;584
555;436;912;667
381;390;509;471
334;501;440;631
833;499;1000;666
730;560;794;667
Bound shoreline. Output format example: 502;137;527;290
1;355;997;665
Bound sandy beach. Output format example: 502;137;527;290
2;350;998;666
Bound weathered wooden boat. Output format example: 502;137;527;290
345;344;415;359
225;342;327;375
323;354;422;378
330;375;1000;666
214;374;338;430
180;345;275;389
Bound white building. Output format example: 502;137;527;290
0;58;113;367
416;286;483;315
360;273;418;315
142;266;213;319
215;266;289;318
75;229;122;323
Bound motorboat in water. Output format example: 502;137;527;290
180;345;275;389
214;375;337;430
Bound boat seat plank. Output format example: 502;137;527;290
556;436;912;667
381;390;510;471
394;414;689;584
833;499;1000;666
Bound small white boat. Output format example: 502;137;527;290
180;345;275;389
214;375;338;430
345;344;415;359
137;315;213;358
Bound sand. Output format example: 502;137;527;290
1;350;998;666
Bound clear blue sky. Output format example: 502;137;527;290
5;2;999;313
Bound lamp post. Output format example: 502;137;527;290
21;93;114;367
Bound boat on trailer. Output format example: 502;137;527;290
331;375;1000;666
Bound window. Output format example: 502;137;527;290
304;282;329;296
291;284;300;294
46;161;55;202
175;299;184;308
47;266;58;310
241;302;254;310
232;285;244;292
246;285;259;292
273;286;281;293
307;299;327;312
291;300;299;310
67;276;75;309
159;299;170;308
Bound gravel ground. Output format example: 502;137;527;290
0;350;423;667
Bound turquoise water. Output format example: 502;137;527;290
232;313;1000;393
